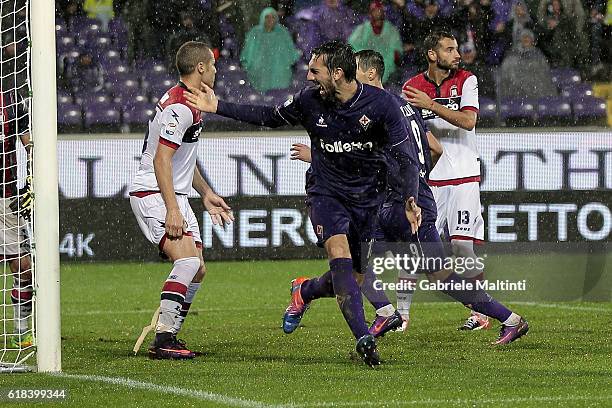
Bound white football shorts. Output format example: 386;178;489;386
431;182;484;243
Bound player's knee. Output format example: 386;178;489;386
173;256;201;283
193;261;206;283
451;239;476;259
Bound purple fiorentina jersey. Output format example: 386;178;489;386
216;83;421;207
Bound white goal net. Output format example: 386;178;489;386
0;0;34;373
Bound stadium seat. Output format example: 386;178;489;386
83;101;121;127
82;35;113;56
479;97;497;120
572;96;607;120
500;98;537;123
141;63;169;84
536;96;572;120
98;50;122;70
56;35;76;55
551;68;581;89
74;90;111;106
77;18;103;39
122;101;155;125
149;78;177;99
56;19;67;37
58;103;83;128
560;83;593;99
113;90;149;106
263;89;294;105
57;92;74;105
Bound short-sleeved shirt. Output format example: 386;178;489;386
403;69;480;185
130;81;203;196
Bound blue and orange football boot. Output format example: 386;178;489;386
282;277;310;334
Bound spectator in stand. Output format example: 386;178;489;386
122;0;151;62
499;29;556;99
217;0;247;51
450;0;495;61
166;12;213;73
272;0;296;24
311;0;358;46
64;52;105;93
537;0;587;67
349;1;403;83
583;0;607;74
240;7;300;92
410;0;453;70
406;0;454;19
60;0;86;31
502;0;536;50
459;42;495;98
83;0;114;30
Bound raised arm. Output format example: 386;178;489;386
184;83;300;128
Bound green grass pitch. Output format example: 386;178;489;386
2;255;612;407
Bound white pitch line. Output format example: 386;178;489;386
51;373;294;408
62;301;612;317
297;394;612;407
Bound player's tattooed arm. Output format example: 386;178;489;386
192;166;234;226
154;144;185;238
426;131;443;167
290;143;311;163
403;85;477;130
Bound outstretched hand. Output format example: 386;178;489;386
184;82;219;113
290;143;312;163
203;192;234;226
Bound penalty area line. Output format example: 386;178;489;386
50;373;294;408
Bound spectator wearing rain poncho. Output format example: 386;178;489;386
499;29;557;99
348;1;403;83
240;7;301;93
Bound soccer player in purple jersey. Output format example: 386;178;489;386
185;41;422;367
293;50;529;346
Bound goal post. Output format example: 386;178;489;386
31;0;61;372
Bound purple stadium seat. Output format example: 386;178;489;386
77;18;103;38
141;63;169;84
83;101;121;127
573;97;607;119
114;90;149;106
560;83;593;99
105;64;134;85
149;78;177;99
123;101;155;125
479;97;497;120
500;98;537;121
56;35;76;54
106;77;141;97
82;35;113;56
58;103;82;127
74;90;111;105
551;68;581;89
57;92;73;105
536;97;572;119
98;49;122;69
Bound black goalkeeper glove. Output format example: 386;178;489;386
10;175;33;220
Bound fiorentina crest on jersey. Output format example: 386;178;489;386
359;114;371;130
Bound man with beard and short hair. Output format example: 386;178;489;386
402;30;491;331
183;40;423;368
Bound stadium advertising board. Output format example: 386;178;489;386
58;132;612;261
